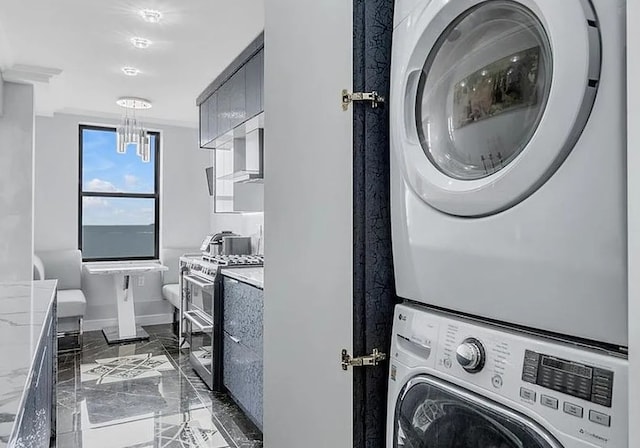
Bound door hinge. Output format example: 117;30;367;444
341;348;387;370
341;89;385;111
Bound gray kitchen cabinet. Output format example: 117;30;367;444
197;37;264;146
245;49;263;120
217;80;231;137
11;295;56;447
222;276;263;431
223;332;263;430
228;66;246;130
199;100;209;148
207;92;218;147
200;92;217;149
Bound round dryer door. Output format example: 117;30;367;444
394;375;563;448
395;0;600;216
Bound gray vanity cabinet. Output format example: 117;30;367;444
222;276;263;431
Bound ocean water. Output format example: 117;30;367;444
82;225;156;259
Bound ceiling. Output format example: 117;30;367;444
0;0;264;128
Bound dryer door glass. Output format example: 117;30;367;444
416;1;552;181
394;376;562;448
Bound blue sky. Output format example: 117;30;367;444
82;128;156;226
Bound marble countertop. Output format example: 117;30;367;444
84;261;168;275
0;280;57;446
220;267;264;289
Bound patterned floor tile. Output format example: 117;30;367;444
81;353;174;384
56;325;262;448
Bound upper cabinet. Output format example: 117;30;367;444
245;49;264;121
198;35;264;149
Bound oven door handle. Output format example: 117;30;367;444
183;274;215;289
184;310;214;332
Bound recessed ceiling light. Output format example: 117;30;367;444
131;37;152;49
117;97;152;109
140;9;162;23
122;66;141;76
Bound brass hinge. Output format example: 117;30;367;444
341;348;387;370
341;89;385;111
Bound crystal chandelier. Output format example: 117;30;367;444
116;97;152;162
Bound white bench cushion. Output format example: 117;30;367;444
57;289;87;318
162;283;180;309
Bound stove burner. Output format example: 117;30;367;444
201;254;264;267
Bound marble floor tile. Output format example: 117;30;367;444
55;408;231;448
56;325;262;448
81;353;174;384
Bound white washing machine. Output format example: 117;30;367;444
387;303;628;447
390;0;627;346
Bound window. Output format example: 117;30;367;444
79;125;160;261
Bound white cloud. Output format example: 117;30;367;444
86;178;117;192
124;174;139;188
83;197;109;208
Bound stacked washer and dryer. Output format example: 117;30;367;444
388;0;628;447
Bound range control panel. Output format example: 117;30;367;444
522;350;614;408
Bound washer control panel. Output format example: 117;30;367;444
392;303;628;447
522;350;614;407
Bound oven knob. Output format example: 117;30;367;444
455;338;485;373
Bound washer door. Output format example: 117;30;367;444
396;0;600;216
394;375;563;448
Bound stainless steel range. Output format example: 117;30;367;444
179;253;264;390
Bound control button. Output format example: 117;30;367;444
491;375;503;389
540;395;558;410
443;357;452;369
563;402;584;418
519;387;536;402
589;410;611;427
522;374;536;384
592;394;612;408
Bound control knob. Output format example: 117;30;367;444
455;338;485;373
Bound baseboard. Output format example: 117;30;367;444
83;313;173;332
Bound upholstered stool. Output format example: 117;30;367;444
160;248;198;334
35;249;87;352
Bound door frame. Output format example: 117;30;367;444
627;0;639;445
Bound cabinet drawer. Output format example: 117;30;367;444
222;331;263;430
223;277;263;354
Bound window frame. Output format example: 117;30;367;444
78;124;161;262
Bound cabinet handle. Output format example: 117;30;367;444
230;335;241;344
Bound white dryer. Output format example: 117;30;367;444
390;0;627;346
387;303;628;448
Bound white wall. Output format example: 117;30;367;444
263;0;353;446
211;211;264;253
0;81;34;281
33;112;210;323
628;1;639;444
